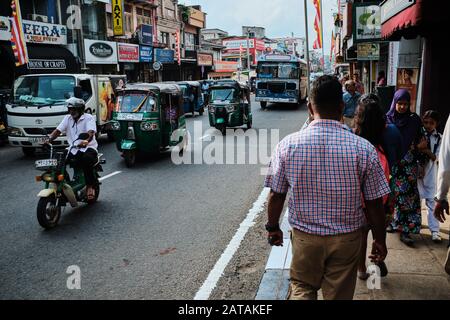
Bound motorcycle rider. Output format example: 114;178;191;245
46;97;98;201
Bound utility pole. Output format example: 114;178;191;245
246;32;251;83
319;0;325;72
303;0;311;95
77;0;87;72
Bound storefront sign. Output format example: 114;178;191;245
214;60;239;73
353;3;381;42
85;39;118;64
140;46;153;63
138;24;153;45
154;49;174;64
153;61;162;71
381;0;416;24
22;20;67;45
197;53;213;66
357;43;380;60
118;43;139;63
112;0;125;36
223;39;265;52
27;59;66;70
0;16;11;41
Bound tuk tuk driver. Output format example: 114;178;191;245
45;98;99;201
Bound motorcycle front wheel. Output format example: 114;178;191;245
87;184;100;205
37;195;61;229
124;150;136;168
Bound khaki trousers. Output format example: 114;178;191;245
287;228;362;300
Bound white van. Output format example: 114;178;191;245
6;74;126;156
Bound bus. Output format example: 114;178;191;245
255;54;308;109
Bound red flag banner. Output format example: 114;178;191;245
313;13;323;49
10;0;28;67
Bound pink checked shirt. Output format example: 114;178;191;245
265;119;390;236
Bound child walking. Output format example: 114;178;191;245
418;111;442;243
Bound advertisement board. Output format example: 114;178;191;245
397;68;419;112
85;39;118;64
154;49;174;64
118;43;140;63
357;43;380;60
140;46;153;63
353;3;381;43
112;0;125;36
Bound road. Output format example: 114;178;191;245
0;96;308;299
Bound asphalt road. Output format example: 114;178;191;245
0;96;308;299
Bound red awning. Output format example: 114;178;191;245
381;0;424;39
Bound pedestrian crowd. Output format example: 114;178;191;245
265;75;450;300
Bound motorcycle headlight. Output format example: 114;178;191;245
8;127;24;137
42;173;54;182
110;121;121;131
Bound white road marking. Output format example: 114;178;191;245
194;187;271;300
99;171;122;182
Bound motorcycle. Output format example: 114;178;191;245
35;132;105;229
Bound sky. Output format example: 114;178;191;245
182;0;338;56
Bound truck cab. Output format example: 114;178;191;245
7;74;125;156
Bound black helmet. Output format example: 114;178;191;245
65;97;86;113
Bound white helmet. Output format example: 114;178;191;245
65;97;86;113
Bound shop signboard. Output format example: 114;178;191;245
27;59;66;70
140;46;153;63
197;53;213;66
118;43;140;63
353;3;382;43
357;43;380;60
381;0;416;24
0;16;10;41
154;49;174;64
112;0;125;36
22;20;67;45
138;24;153;45
85;39;118;64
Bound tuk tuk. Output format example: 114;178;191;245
208;80;252;135
178;81;204;116
109;83;187;167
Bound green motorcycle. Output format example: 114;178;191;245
35;133;105;229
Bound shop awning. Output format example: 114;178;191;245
381;0;429;40
17;44;79;74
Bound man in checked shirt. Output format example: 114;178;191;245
264;76;391;300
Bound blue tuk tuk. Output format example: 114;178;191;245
178;81;204;116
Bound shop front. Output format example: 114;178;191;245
197;52;213;80
381;0;449;128
154;49;176;81
118;43;140;82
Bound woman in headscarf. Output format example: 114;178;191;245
386;89;427;246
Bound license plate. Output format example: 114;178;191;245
29;136;47;144
117;113;144;121
35;159;58;169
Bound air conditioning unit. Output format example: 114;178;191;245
31;14;48;23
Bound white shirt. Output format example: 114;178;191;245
418;130;442;199
436;117;450;200
57;114;98;155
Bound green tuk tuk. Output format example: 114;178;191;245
109;83;187;167
208;80;252;135
178;81;204;116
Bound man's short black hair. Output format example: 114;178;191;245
310;75;343;115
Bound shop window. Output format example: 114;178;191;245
161;32;170;47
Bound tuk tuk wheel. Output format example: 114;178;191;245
123;150;136;168
106;131;115;142
260;102;267;109
217;124;226;136
247;119;252;130
199;108;204;116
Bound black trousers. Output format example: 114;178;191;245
68;149;98;186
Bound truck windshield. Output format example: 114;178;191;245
13;76;75;106
257;63;299;79
117;92;157;113
210;89;236;102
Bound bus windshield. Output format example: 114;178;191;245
117;92;157;113
257;62;300;80
13;75;75;106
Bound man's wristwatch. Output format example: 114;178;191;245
265;223;281;232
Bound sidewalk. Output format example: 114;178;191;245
256;202;450;300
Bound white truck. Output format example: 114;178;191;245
6;73;126;156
